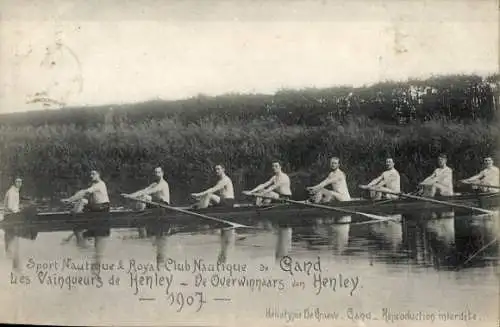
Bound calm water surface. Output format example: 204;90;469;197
0;209;498;326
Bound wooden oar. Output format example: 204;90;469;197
460;182;500;190
121;194;251;229
362;186;495;214
244;192;399;223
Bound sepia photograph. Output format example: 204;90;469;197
0;0;498;326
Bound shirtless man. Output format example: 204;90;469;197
360;158;401;199
61;170;111;240
419;154;453;197
124;167;171;238
243;161;292;206
125;167;170;210
62;170;110;212
191;165;235;209
307;157;351;203
461;156;499;193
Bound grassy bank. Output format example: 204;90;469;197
0;116;497;204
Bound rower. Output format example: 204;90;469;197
191;164;235;209
461;156;499;193
125;167;170;210
360;158;401;199
306;157;351;203
419;154;453;197
62;170;110;213
244;161;292;206
61;170;111;241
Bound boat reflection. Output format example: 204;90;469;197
218;228;236;264
367;214;403;252
400;209;499;270
1;205;497;275
291;215;351;254
313;216;351;254
424;211;455;245
275;226;292;260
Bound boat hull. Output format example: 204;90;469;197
1;193;498;235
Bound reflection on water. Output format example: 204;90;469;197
0;208;498;325
3;210;497;271
275;227;292;260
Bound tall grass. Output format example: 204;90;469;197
0;116;497;204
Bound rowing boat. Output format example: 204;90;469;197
1;192;498;234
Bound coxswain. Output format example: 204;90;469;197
306;157;351;203
360;158;401;199
191;165;235;209
243;161;292;206
419;154;453;197
125;167;170;210
4;177;22;215
461;156;499;193
62;170;110;212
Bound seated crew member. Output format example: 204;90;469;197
4;177;23;216
360;158;401;199
191;164;235;209
61;170;111;238
62;170;110;212
125;167;170;210
306;157;351;203
419;154;453;197
461;156;499;193
243;161;292;206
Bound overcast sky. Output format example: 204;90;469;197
0;0;497;113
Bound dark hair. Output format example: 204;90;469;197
438;154;447;160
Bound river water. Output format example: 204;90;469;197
0;209;498;326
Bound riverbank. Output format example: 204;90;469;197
0;115;497;204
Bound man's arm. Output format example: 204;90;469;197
262;177;286;193
195;178;229;196
420;170;437;185
63;184;97;203
249;177;274;193
367;174;384;187
129;183;158;197
309;172;337;191
461;171;484;183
